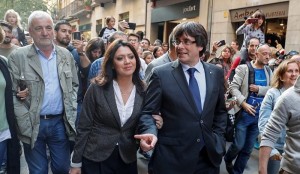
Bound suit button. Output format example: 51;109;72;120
197;139;200;142
200;120;203;124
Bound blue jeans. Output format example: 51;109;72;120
23;116;70;174
224;112;259;174
0;140;7;166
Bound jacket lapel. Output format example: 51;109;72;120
123;90;143;128
103;83;121;127
27;45;44;79
171;60;199;116
202;62;214;115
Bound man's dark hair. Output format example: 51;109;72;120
142;38;150;45
172;21;208;57
246;37;259;48
0;20;13;31
128;33;140;41
168;30;174;48
54;20;71;31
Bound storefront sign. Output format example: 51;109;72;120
151;0;199;23
230;2;289;22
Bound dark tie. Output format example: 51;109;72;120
187;68;202;113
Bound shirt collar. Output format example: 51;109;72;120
181;59;203;73
34;44;57;58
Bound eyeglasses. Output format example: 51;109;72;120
172;39;196;46
129;39;138;43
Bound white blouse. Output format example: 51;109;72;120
113;80;136;127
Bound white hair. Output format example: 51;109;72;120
28;11;53;28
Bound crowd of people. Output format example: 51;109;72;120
0;8;300;174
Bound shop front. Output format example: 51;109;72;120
150;0;200;44
230;2;289;49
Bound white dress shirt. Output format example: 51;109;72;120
113;80;136;127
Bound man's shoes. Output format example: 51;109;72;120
225;161;234;174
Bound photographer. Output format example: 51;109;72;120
237;10;265;63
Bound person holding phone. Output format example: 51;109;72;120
237;10;265;49
208;42;235;80
237;10;265;63
98;16;117;43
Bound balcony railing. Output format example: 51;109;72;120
57;0;85;19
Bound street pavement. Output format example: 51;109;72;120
21;142;259;174
137;142;259;174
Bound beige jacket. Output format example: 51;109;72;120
229;61;272;114
8;44;78;148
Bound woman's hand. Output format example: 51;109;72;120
69;167;81;174
153;114;163;129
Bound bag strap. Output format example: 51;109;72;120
246;61;255;86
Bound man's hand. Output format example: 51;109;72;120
118;20;129;31
72;40;85;53
17;87;29;100
69;167;81;174
134;134;157;152
249;84;259;93
241;101;256;116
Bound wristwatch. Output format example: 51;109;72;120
78;52;85;56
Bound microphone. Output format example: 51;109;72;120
226;57;241;80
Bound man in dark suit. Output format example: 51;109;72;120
144;31;177;83
134;21;227;174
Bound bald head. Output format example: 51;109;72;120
255;44;271;66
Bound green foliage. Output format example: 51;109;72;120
85;0;92;6
0;0;51;30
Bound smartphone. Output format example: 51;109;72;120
248;18;258;23
72;31;81;40
127;22;136;30
217;40;226;47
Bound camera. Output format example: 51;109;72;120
277;50;299;60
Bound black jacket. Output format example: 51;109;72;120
17;27;27;46
0;56;20;174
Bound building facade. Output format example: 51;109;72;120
57;0;300;53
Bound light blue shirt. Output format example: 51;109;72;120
181;60;206;110
36;45;63;115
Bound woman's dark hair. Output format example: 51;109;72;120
152;46;162;58
172;21;208;57
219;45;234;64
252;9;265;31
85;37;105;62
93;39;145;94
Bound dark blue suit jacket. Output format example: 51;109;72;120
138;60;227;173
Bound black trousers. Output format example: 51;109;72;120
82;146;137;174
194;147;220;174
